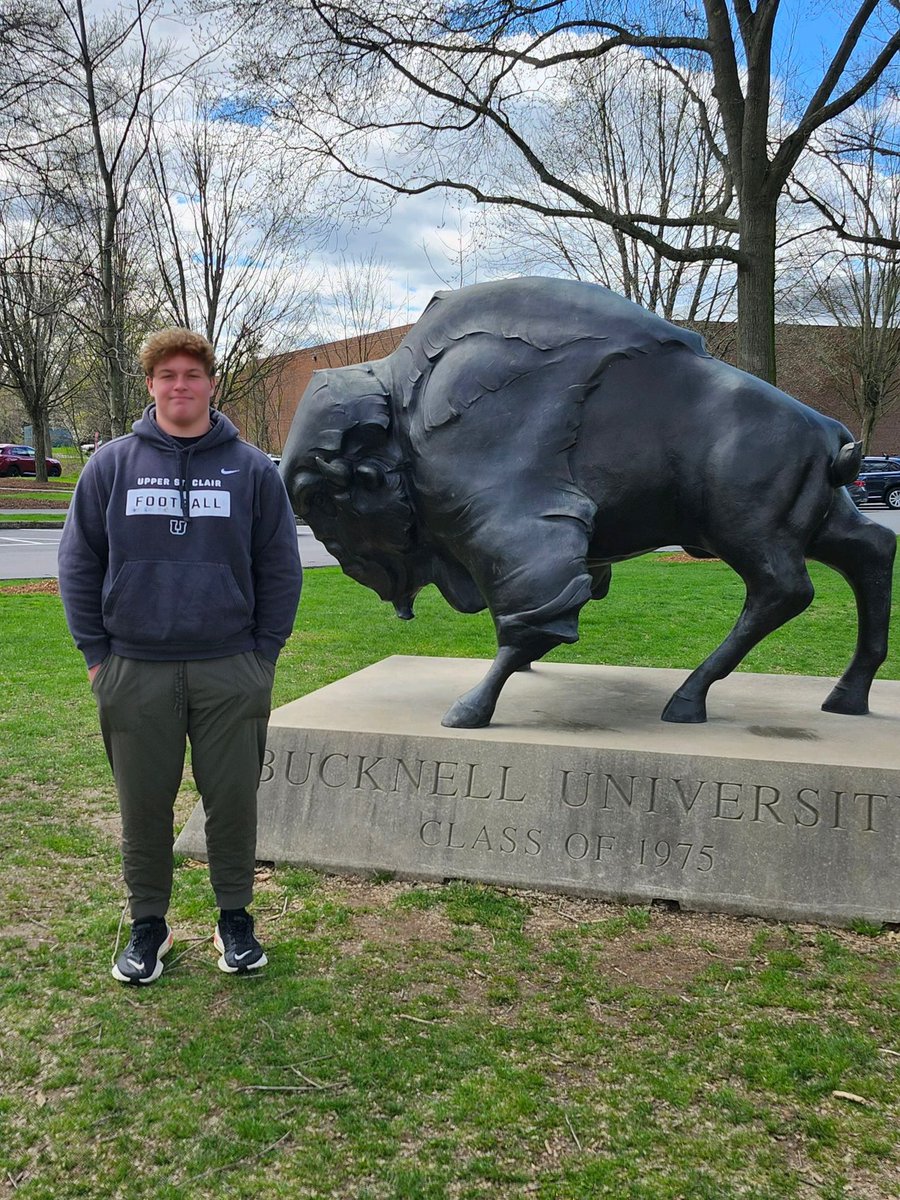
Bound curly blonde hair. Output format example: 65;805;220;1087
139;329;216;378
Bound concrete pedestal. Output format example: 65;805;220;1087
174;656;900;925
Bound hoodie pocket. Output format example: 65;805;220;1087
103;560;251;646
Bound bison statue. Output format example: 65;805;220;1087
281;276;895;728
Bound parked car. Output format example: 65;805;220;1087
0;444;63;477
846;479;867;507
857;455;900;509
266;452;282;466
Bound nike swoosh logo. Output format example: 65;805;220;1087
221;468;240;475
126;958;145;970
234;949;256;961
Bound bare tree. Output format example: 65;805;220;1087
313;251;405;364
237;349;292;450
143;91;316;415
821;265;900;452
8;1;228;436
483;49;738;321
0;386;27;443
0;1;63;154
231;0;900;384
791;102;900;450
421;194;483;291
59;0;170;434
0;201;86;480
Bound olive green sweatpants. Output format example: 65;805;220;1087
92;652;276;920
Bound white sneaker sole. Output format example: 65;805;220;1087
111;924;174;984
213;927;267;973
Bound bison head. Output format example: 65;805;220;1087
280;363;426;617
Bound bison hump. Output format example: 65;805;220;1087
397;277;709;431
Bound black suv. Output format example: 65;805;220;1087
858;456;900;509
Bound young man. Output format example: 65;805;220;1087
59;330;302;984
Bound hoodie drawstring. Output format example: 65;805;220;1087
178;445;198;524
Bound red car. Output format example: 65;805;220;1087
847;479;867;506
0;444;63;477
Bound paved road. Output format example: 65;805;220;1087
2;510;899;580
0;525;339;580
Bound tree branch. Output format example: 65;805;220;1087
770;18;900;191
300;122;741;264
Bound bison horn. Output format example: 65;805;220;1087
315;456;352;487
356;463;384;490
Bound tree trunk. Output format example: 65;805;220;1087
100;226;129;437
860;397;879;454
736;199;777;384
28;403;50;484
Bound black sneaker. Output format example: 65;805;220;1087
112;917;173;984
214;908;267;973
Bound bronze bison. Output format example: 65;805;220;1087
281;277;895;727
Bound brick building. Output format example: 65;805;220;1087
236;319;900;456
239;326;413;453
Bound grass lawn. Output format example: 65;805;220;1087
0;482;71;517
0;491;72;500
1;559;898;1199
52;448;86;484
0;513;67;524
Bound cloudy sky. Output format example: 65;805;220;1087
140;2;494;334
76;0;900;344
220;0;898;339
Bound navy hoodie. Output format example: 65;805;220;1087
59;405;302;666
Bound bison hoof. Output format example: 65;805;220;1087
661;691;707;724
442;691;494;728
821;685;868;716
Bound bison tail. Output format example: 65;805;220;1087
829;439;863;488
